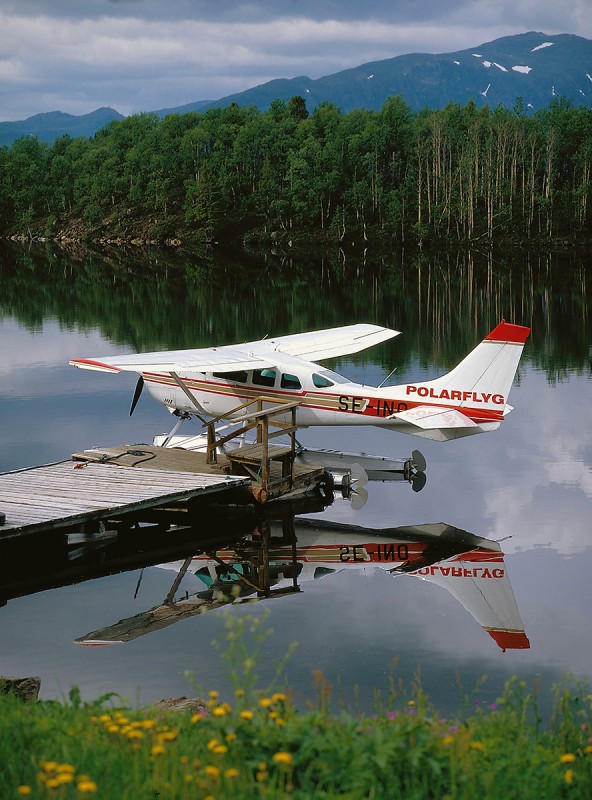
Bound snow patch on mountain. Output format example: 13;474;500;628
532;42;554;52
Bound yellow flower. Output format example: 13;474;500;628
99;714;111;723
77;780;98;793
272;693;286;703
17;787;32;796
234;689;245;698
560;753;576;764
209;690;219;700
141;719;156;729
225;732;237;742
408;700;416;707
225;768;239;779
213;707;227;717
159;730;178;741
239;710;254;720
207;739;220;751
46;778;60;790
126;729;144;740
204;765;220;781
564;769;574;784
469;741;485;751
256;771;267;782
272;752;293;766
40;762;58;774
56;773;74;786
107;724;119;734
442;736;454;747
213;745;228;755
191;713;204;723
275;717;286;727
585;745;592;754
57;764;75;774
180;756;189;765
259;697;272;708
151;745;166;757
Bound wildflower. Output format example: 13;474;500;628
213;707;227;717
273;752;293;766
191;713;204;724
470;741;485;751
77;779;98;793
207;739;220;751
272;693;286;703
225;732;237;742
141;719;157;729
235;689;245;698
239;710;254;720
275;717;286;726
151;745;166;757
584;745;592;754
564;769;574;784
46;778;60;790
204;765;220;781
57;764;76;774
209;690;219;700
40;762;58;774
180;756;189;765
259;697;272;708
225;768;239;779
408;700;416;707
159;730;178;742
17;787;32;796
192;759;202;770
213;745;228;755
56;773;74;785
560;753;576;764
442;736;454;747
256;771;267;782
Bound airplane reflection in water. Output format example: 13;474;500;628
70;515;529;653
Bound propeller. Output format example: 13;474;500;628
129;375;145;416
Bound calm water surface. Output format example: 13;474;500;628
0;243;591;715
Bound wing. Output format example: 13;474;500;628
69;324;399;375
256;323;399;360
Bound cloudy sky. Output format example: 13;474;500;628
1;0;591;121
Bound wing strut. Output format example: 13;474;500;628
170;372;209;422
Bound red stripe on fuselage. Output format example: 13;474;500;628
142;374;505;423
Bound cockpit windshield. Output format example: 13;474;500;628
312;369;349;388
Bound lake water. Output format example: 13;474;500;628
1;242;591;715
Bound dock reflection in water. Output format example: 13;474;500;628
0;502;527;653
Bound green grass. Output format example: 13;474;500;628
1;613;591;798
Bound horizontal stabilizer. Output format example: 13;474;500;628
389;406;478;430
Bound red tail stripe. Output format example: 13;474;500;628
485;321;530;345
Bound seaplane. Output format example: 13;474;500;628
69;320;530;446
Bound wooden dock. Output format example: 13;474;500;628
0;460;250;541
72;443;329;504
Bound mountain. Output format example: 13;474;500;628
0;107;124;146
157;31;592;116
1;32;591;146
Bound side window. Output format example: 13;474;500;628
313;373;334;388
252;368;277;387
281;373;302;390
213;371;248;383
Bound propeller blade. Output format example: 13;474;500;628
350;486;369;510
412;471;427;493
411;449;427;472
129;376;144;416
349;463;369;488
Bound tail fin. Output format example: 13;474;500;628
429;321;530;411
386;321;530;441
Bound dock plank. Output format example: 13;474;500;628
0;461;248;539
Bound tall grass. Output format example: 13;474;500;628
1;612;591;799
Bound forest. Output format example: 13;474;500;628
0;95;591;245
